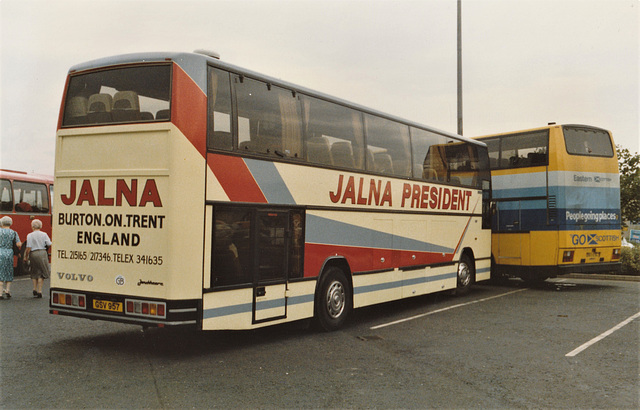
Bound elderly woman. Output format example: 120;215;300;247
0;216;21;299
24;219;52;298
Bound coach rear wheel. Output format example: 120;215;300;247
456;254;474;295
314;267;352;331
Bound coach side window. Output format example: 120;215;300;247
365;115;411;177
235;76;303;159
410;127;450;181
207;67;233;150
497;131;549;169
302;95;365;170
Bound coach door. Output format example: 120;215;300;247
252;208;304;323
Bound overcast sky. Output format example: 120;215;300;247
1;0;638;175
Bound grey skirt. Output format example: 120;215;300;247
29;249;50;280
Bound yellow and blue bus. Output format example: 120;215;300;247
476;124;621;283
50;51;492;331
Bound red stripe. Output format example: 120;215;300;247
208;153;267;203
304;243;452;278
172;63;207;158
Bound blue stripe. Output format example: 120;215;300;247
495;207;620;231
244;159;296;205
203;293;315;320
355;271;456;295
203;302;252;319
493;185;620;210
306;214;453;254
493;186;547;199
553;186;620;209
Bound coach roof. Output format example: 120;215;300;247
68;51;486;148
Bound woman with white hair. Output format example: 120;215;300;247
0;216;21;299
24;219;52;298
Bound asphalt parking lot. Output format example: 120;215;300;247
1;275;638;408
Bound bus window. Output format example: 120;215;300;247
301;95;365;169
207;67;233;150
481;137;501;169
235;76;303;159
423;142;487;188
0;179;12;212
364;115;411;177
410;127;450;181
62;65;171;126
563;126;614;157
485;131;549;169
13;181;49;213
212;207;253;287
211;206;305;287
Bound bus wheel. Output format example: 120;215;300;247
315;267;352;331
456;254;474;295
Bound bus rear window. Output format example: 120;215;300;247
63;65;171;127
563;126;613;157
13;181;49;213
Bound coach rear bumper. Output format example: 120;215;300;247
49;288;200;328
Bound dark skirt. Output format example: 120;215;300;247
29;249;50;280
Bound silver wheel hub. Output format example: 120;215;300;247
458;262;471;287
326;280;345;318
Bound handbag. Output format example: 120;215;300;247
12;231;20;256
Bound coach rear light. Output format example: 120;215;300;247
562;251;574;263
124;299;166;319
612;249;621;260
51;291;86;310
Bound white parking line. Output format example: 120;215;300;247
566;311;640;357
370;288;528;330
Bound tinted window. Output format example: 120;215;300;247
63;65;171;126
207;67;233;150
211;206;304;288
481;130;549;169
411;127;453;181
235;76;303;159
365;115;411;177
423;142;488;188
302;95;365;169
13;181;49;213
0;179;12;212
212;207;253;287
564;126;613;157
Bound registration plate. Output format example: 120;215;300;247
93;299;123;313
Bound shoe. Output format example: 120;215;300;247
5;292;11;299
33;290;38;296
37;293;43;298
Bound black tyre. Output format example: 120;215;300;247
314;267;352;331
456;254;474;295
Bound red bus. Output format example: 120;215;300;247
0;169;53;274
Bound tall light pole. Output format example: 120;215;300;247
457;0;463;136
